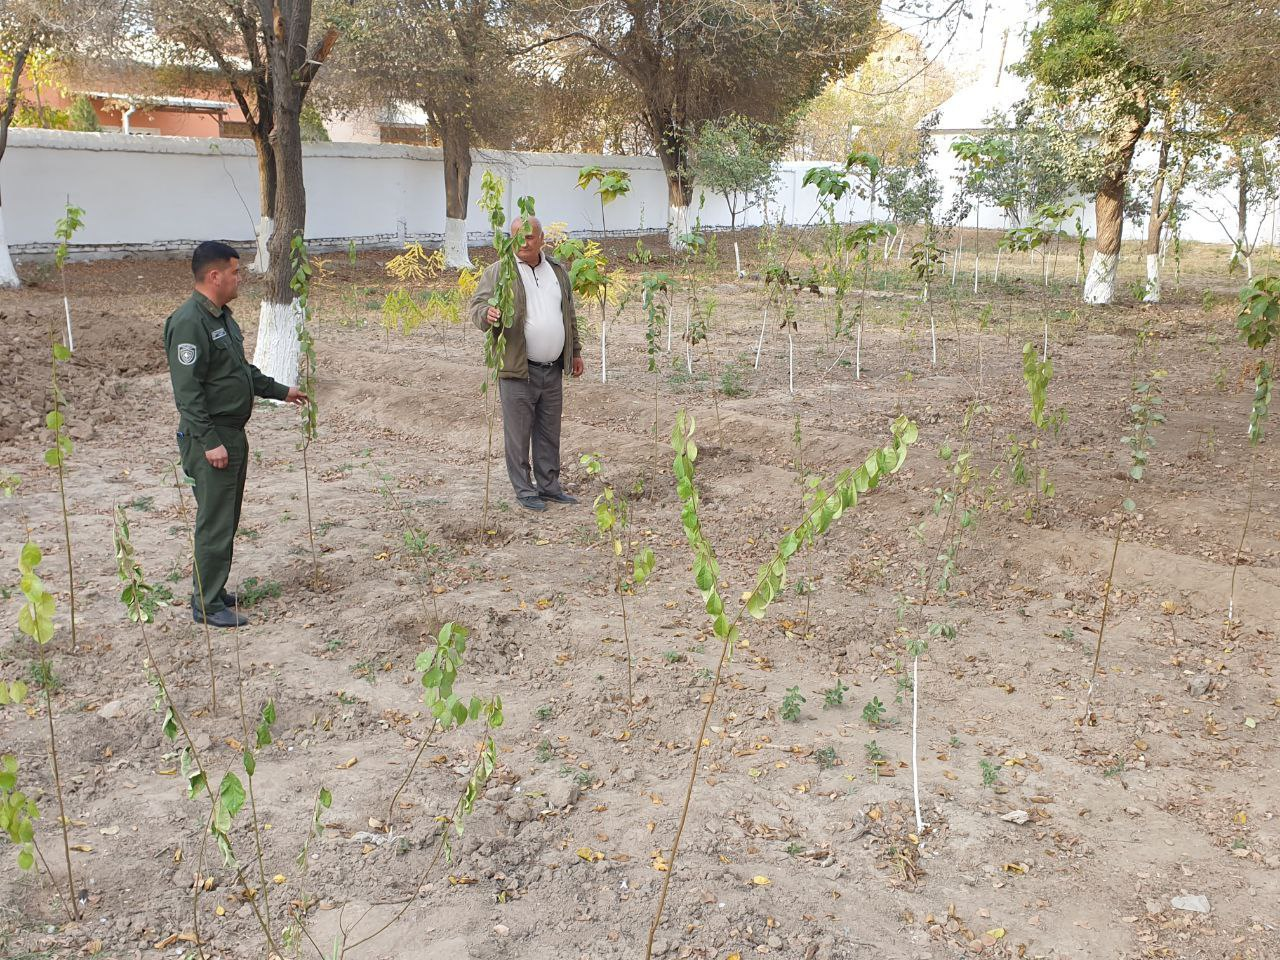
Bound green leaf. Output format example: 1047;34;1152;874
243;749;255;777
17;848;34;871
19;542;41;572
319;787;332;808
1122;498;1136;513
217;773;246;828
52;343;72;361
746;592;767;619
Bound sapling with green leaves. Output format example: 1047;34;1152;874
386;622;504;829
1018;342;1067;515
905;406;980;834
53;202;84;352
909;238;944;366
553;235;613;381
577;164;631;236
43;332;80;658
1083;369;1166;724
1229;276;1279;620
646;411;918;959
581;453;656;711
290;233;321;586
9;542;78;921
478;173;535;530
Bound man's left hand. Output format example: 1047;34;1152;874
285;387;309;405
571;357;584;378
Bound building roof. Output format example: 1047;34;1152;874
83;91;234;113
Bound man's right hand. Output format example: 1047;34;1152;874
205;445;229;469
486;306;501;326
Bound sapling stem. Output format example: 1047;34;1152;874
172;464;217;713
647;414;917;958
229;589;273;942
37;641;77;919
754;302;768;369
111;511;279;953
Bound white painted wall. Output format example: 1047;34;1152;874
1;128;1272;262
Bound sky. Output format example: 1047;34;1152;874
883;0;1039;86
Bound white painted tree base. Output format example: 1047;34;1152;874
1142;253;1161;303
253;299;303;388
444;217;472;269
1083;251;1118;305
0;209;20;289
668;204;690;250
251;216;273;276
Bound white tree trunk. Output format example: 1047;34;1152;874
251;216;273;276
253;299;303;388
1083;251;1118;305
0;208;20;289
444;217;472;269
668;204;690;250
1142;253;1161;303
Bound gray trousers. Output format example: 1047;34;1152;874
498;363;565;499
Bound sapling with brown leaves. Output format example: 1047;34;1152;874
581;453;656;712
1229;276;1279;621
1083;368;1166;724
646;411;918;959
8;542;78;921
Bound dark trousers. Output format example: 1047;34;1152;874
179;428;248;615
498;363;565;500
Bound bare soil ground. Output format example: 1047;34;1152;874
1;238;1278;960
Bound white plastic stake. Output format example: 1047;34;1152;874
754;303;768;369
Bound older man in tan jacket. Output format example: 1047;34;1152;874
469;216;584;512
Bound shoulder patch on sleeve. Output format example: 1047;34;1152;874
177;343;198;366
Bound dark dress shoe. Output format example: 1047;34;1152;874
517;496;548;512
539;490;579;505
194;607;249;628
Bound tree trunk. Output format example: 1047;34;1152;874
440;116;473;268
1143;137;1170;303
252;0;311;388
251;134;277;276
0;38;31;289
1084;103;1149;306
1235;156;1250;276
651;111;692;249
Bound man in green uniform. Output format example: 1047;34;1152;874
165;241;307;627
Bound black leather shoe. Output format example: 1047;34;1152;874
539;491;579;505
194;607;249;628
517;496;548;512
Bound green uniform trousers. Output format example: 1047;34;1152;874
179;427;249;615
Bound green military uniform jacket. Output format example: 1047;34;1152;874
467;255;580;379
164;292;289;450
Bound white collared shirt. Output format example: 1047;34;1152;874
517;253;566;363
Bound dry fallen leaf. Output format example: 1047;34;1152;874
70;844;92;853
751;875;771;886
336;757;358;769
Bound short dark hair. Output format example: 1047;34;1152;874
192;241;240;281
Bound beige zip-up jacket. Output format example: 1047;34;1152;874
468;255;581;379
